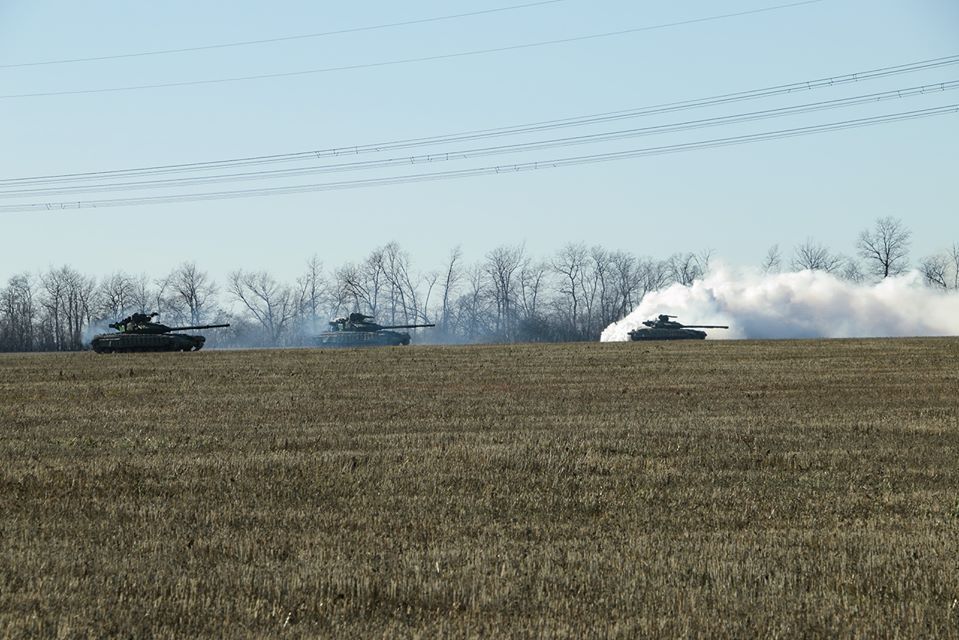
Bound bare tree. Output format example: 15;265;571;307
0;274;36;352
382;242;421;324
839;258;865;283
457;263;493;340
697;248;714;274
167;262;217;324
325;281;352;322
129;273;155;314
668;252;705;286
418;270;438;326
439;246;462;334
518;259;549;321
337;248;385;316
919;243;959;290
609;252;640;320
856;217;911;279
586;245;614;335
761;244;782;274
228;270;297;345
792;239;843;273
950;243;959;290
295;255;328;330
920;254;949;289
39;266;96;351
551;243;587;337
485;244;525;341
640;258;672;295
152;273;172;318
97;272;136;320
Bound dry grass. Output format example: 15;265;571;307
1;339;958;638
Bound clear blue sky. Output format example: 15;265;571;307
1;0;957;283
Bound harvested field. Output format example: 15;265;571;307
2;339;958;638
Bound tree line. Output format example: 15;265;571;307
1;217;956;351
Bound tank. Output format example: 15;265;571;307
314;312;435;348
627;314;729;341
90;312;230;353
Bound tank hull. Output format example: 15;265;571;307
313;330;412;348
91;332;206;353
628;328;708;341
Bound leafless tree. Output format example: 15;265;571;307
166;262;217;324
39;266;97;351
228;270;297;345
97;272;137;320
668;252;705;286
152;274;172;318
337;248;385;316
839;258;865;283
457;263;493;340
439;246;463;333
919;243;959;290
792;239;843;273
856;217;911;279
518;259;549;321
950;243;959;290
587;245;614;333
640;258;672;295
418;270;438;326
609;251;640;320
295;255;328;330
382;242;420;324
761;244;783;274
552;243;587;336
697;248;714;274
0;274;36;352
485;244;525;340
129;273;155;314
920;254;950;289
325;282;352;322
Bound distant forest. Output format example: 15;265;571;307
1;218;957;351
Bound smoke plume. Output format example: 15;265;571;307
601;266;959;341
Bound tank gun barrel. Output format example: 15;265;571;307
379;323;436;330
681;325;728;329
167;323;231;331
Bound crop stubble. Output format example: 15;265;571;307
1;339;958;638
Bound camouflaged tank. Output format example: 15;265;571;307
91;312;230;353
628;314;728;341
314;313;434;348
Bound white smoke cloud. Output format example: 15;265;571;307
82;321;113;345
601;266;959;341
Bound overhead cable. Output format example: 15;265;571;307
3;104;954;213
0;0;569;69
2;80;954;198
2;53;954;187
0;0;823;100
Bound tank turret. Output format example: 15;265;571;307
315;312;435;348
91;312;230;353
628;314;728;341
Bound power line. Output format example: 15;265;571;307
3;104;954;213
0;0;823;100
3;53;953;187
3;80;954;198
0;0;569;69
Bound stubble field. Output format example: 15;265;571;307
2;338;958;638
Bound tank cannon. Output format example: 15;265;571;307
92;312;230;353
315;312;435;347
109;321;232;335
628;314;729;341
